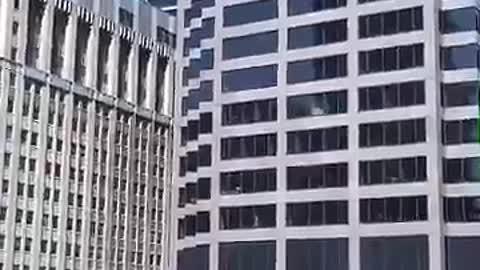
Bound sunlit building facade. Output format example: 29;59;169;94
171;0;480;270
0;0;175;269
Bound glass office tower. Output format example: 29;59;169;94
0;0;175;269
171;0;480;270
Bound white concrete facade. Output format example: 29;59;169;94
170;0;480;270
0;0;175;270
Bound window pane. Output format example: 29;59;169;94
223;31;278;59
224;0;278;27
222;65;278;92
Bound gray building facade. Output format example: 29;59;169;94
0;0;175;270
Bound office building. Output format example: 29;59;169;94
171;0;480;270
0;0;175;270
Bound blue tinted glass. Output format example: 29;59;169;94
223;31;278;60
224;0;278;27
222;65;278;92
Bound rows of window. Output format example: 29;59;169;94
288;19;347;50
359;81;425;111
442;119;478;145
360;156;427;185
360;196;428;223
220;204;276;230
186;145;212;172
440;7;480;34
440;44;480;70
178;211;211;238
287;200;348;226
222;98;277;126
359;118;426;147
223;0;278;27
443;157;480;183
220;168;276;195
223;31;278;60
287;90;347;119
287;54;347;84
444;196;480;222
359;43;424;74
180;178;211;205
221;133;277;160
222;64;277;92
181;237;432;270
287;162;348;190
441;81;478;107
359;7;423;38
287;126;348;154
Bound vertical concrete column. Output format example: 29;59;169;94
0;0;11;57
103;109;117;270
30;81;52;270
145;51;156;109
127;42;139;104
38;2;54;71
163;58;175;116
107;36;119;97
86;20;99;89
63;12;78;80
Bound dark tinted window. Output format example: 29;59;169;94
198;145;211;167
359;43;424;74
287;238;348;270
288;19;347;49
287;90;347;119
443;157;480;183
287;163;348;190
199;112;212;134
446;237;480;270
441;44;480;70
221;133;277;160
187;120;199;141
287;54;347;84
359;81;425;111
361;236;429;270
179;157;187;177
360;196;428;223
198;178;211;199
219;241;276;270
221;168;276;195
200;49;214;70
197;211;210;233
441;81;479;107
222;98;277;125
220;205;276;229
177;245;209;270
222;65;278;92
288;0;347;16
287;126;348;154
224;0;278;27
201;18;215;39
199;80;213;102
440;8;480;34
287;200;348;226
442;119;478;145
359;7;423;38
444;196;480;222
360;156;427;185
359;118;426;147
223;31;278;59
